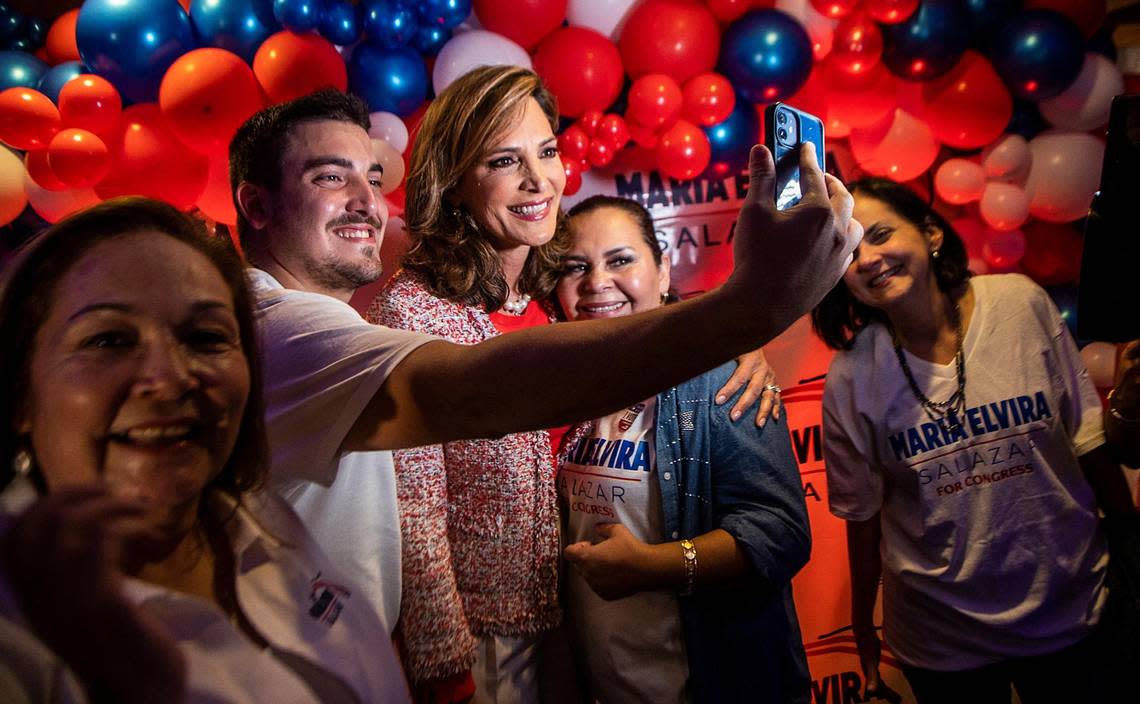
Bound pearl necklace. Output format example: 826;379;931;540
501;293;531;315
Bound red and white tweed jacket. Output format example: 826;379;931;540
366;270;561;681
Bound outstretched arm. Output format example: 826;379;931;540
347;145;861;451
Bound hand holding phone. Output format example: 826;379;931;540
764;103;826;210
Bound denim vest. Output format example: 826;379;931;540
655;362;812;704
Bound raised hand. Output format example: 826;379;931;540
726;144;862;337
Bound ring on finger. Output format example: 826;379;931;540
764;383;781;394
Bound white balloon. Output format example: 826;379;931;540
432;30;532;95
1079;341;1117;389
979;181;1029;232
775;0;837;59
934;158;986;204
567;0;640;41
0;147;27;226
1039;52;1124;132
1024;132;1104;223
981;133;1031;184
368;111;410;154
23;170;100;223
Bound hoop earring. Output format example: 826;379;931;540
12;447;32;477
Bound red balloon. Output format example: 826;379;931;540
24;150;68;191
0;88;60;150
58;74;122;137
831;12;884;77
865;0;919;24
1020;219;1083;285
48;128;111;188
473;0;567;51
655;119;711;180
810;0;859;19
626;74;683;129
160;48;266;157
533;28;624;118
558;125;591;162
705;0;756;23
629;121;662;149
918;51;1012;150
597;114;631;150
563;158;583;196
825;60;897;135
96;104;209;210
1026;0;1105;38
45;9;80;65
196;155;238;227
849;108;939;182
253;31;347;104
587;138;616;167
620;0;721;84
682;72;736;126
576;110;605;137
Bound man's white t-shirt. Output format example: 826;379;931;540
560;398;689;704
248;269;435;631
822;274;1107;670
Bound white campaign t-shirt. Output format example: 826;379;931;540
822;274;1107;670
249;269;436;631
559;398;689;704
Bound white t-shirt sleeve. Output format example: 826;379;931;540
256;289;436;486
1031;281;1105;456
822;353;884;521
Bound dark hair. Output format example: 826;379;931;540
0;197;267;499
229;88;371;249
562;195;680;303
811;177;971;350
401;65;567;311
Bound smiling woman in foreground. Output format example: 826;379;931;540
0;197;409;703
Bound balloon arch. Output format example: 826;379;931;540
0;0;1125;700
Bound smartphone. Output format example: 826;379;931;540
764;102;825;210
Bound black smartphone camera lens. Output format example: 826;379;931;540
778;127;788;141
777;111;788;124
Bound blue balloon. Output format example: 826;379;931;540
274;0;322;33
37;61;86;103
320;0;361;46
717;10;812;104
348;42;427;116
0;49;47;90
1006;98;1046;139
988;10;1084;100
190;0;280;64
0;9;20;45
411;24;450;56
702;100;760;179
963;0;1021;47
361;0;418;47
417;0;471;31
76;0;197;104
882;0;969;82
24;17;46;49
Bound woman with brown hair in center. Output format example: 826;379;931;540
367;65;781;703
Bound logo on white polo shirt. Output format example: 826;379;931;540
309;573;351;626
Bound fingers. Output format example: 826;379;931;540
746;144;776;205
797;142;828;203
714;363;751;406
593;522;618;540
563;541;591;562
824;172;854;224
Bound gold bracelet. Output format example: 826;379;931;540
679;539;697;597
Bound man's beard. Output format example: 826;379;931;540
306;249;383;293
